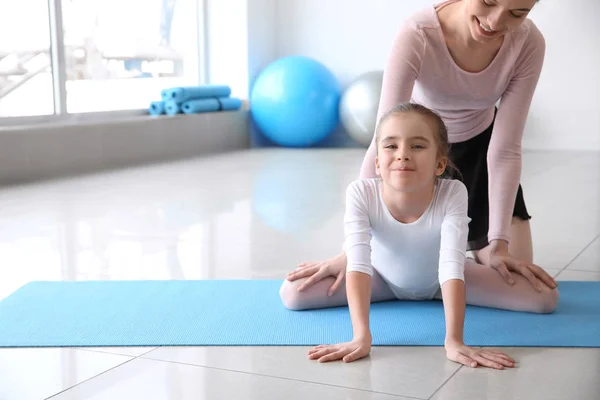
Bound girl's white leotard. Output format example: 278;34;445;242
343;177;471;300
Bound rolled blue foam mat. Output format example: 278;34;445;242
164;100;181;115
161;85;232;103
182;97;242;114
149;101;165;116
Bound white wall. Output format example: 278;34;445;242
206;0;249;99
274;0;433;88
247;0;276;95
206;0;276;100
267;0;600;151
522;0;600;151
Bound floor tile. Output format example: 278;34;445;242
556;269;600;281
430;348;600;400
0;348;132;400
544;268;562;277
566;236;600;273
142;346;459;399
51;357;416;400
78;347;158;357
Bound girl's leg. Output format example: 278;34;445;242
280;270;396;311
462;258;559;314
473;217;534;265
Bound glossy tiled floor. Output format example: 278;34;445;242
1;148;599;400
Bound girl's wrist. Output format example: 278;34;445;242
354;330;372;342
444;337;464;347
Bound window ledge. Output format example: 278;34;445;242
0;104;250;186
0;100;250;132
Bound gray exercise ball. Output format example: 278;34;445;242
339;70;384;147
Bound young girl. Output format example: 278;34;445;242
279;103;559;370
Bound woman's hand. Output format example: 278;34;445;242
445;340;515;370
308;335;372;363
287;252;347;296
488;241;558;292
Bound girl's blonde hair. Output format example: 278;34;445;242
375;102;461;179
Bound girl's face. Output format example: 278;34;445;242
465;0;537;43
375;113;447;193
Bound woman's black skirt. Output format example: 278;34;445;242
448;110;532;251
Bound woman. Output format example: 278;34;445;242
287;0;558;296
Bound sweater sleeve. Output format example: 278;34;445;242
343;181;374;276
439;181;471;285
487;27;546;243
359;20;426;179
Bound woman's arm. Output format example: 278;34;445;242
484;26;558;289
359;20;425;179
487;25;546;244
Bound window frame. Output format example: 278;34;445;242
0;0;209;128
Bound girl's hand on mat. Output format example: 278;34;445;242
288;253;347;296
489;245;558;292
308;337;371;363
445;341;515;370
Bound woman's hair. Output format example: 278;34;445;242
375;102;461;179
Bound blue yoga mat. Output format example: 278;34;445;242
149;101;165;116
161;85;232;103
0;280;598;348
182;97;242;114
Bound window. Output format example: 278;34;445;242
62;0;202;113
0;1;54;117
0;0;204;119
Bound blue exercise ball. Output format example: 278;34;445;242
250;56;341;147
